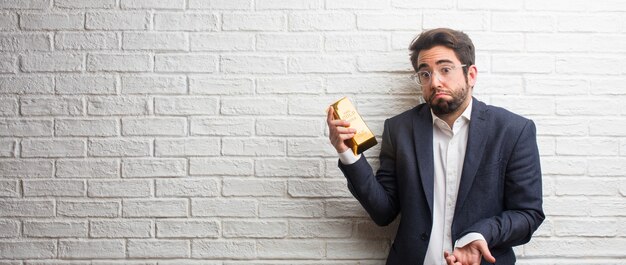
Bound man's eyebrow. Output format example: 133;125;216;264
417;59;455;70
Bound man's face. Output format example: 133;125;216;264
416;46;477;116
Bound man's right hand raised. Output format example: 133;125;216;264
326;107;356;153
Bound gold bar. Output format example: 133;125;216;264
330;97;378;155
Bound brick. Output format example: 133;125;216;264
289;220;352;238
492;13;553;32
287;138;335;157
191;117;254;136
122;117;186;136
555;177;618;196
20;53;83;72
56;118;118;137
525;76;588;95
128;239;189;258
121;0;185;9
557;98;622;116
554;218;619;237
325;199;369;218
0;240;56;259
23;179;85;197
289;12;355;31
357;13;420;30
0;180;19;197
189;158;253;176
355;97;418;117
356;220;398;239
541;157;587;175
23;220;88;237
557;14;621;32
20;13;84;30
222;178;285;197
0;97;18;116
0;76;53;94
259;200;323;217
223;13;285;31
157;220;219;238
156;178;219;197
21;139;84;158
155;54;216;73
86;11;150;30
288;179;352;198
0;54;17;73
192;199;257;217
588;158;626;177
257;239;324;259
87;53;152;72
287;96;343;115
155;96;218;115
56;75;116;94
123;32;188;51
590;35;626;53
590;119;626;136
221;138;285;156
256;118;323;136
256;158;323;177
357;53;413;72
556;56;623;75
289;55;353;73
189;77;253;95
490;96;554;116
526;0;626;11
534;118;587;136
327;0;385;9
423;11;489;30
0;12;18;30
458;0;521;10
589;199;626;217
0;160;53;178
492;54;554;74
525;238;626;257
0;199;54;217
0;33;49;51
56;32;118;50
56;159;119;178
191;240;255;259
88;179;152;198
122;75;187;94
190;33;254;51
55;0;116;8
155;138;219;157
257;33;322;51
90;220;152;238
0;219;20;237
257;77;323;94
470;32;524;52
223;220;287;238
221;55;285;74
123;199;188;217
392;0;454;8
325;33;387;51
155;13;217;31
88;138;150;157
257;0;318;9
527;33;591;52
470;74;522;95
20;97;83;116
58;239;125;259
122;158;187;178
326;241;388;259
221;97;287;115
188;0;251;9
57;200;119;217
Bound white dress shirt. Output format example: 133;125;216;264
338;101;485;264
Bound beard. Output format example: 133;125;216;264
426;84;470;116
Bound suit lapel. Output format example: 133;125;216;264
413;105;434;215
455;98;489;210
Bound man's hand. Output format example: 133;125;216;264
444;240;496;265
326;107;355;153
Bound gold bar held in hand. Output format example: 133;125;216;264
330;97;378;155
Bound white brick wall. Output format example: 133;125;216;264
0;0;624;264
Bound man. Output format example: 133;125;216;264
326;28;544;265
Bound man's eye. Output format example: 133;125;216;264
419;72;431;78
440;67;452;74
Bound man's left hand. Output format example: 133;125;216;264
444;240;496;265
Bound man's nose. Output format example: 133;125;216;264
430;72;444;87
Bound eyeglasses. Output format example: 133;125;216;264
409;64;467;86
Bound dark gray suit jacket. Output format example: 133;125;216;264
339;97;545;264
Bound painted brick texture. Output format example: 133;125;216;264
0;0;624;264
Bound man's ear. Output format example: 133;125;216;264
467;65;478;88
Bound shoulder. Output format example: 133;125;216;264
475;98;535;133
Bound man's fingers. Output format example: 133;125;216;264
326;106;334;123
477;241;496;263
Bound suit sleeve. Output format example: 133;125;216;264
338;119;400;226
462;119;545;248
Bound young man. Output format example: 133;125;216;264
326;28;544;265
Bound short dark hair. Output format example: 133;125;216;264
409;28;475;74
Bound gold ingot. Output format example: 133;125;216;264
330;97;377;155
